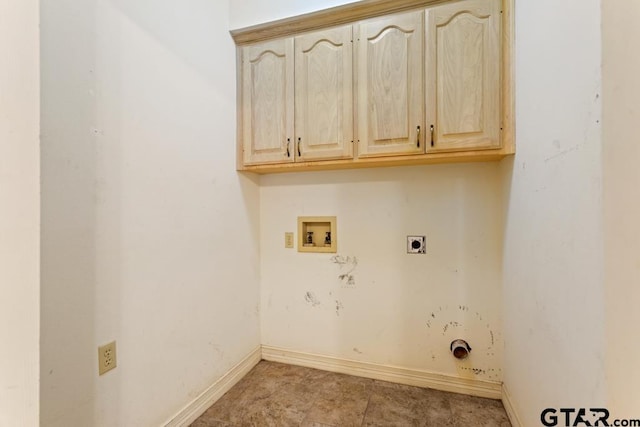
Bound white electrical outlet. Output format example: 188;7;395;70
407;235;426;254
98;341;117;375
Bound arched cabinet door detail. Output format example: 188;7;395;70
357;11;425;158
242;39;294;165
295;26;354;161
426;0;501;152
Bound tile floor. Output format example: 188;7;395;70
191;361;511;427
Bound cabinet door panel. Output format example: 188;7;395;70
295;26;353;161
426;0;501;152
357;11;424;157
242;39;294;165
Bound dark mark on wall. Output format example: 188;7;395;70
331;255;358;286
353;348;363;354
545;143;582;162
426;305;498;368
461;367;486;375
331;255;351;266
304;291;321;307
340;274;355;286
443;321;461;335
335;300;344;316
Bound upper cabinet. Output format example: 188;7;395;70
241;39;294;166
232;0;514;173
356;11;424;157
426;0;501;152
295;26;354;161
242;27;353;165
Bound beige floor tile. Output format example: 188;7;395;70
191;361;511;427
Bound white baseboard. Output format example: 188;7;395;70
502;383;523;427
261;345;501;400
164;346;262;427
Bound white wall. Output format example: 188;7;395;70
40;1;260;426
602;0;640;417
230;0;358;29
260;165;504;381
0;1;40;426
501;0;606;424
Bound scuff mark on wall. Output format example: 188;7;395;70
443;321;461;335
545;142;583;162
335;300;344;316
425;305;500;380
461;367;486;375
304;291;321;307
353;348;363;354
331;255;358;286
210;344;224;362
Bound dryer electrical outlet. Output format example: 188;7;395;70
407;235;426;254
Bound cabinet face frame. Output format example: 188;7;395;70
232;0;514;174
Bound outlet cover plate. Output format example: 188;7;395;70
98;341;117;375
285;232;294;248
407;235;426;254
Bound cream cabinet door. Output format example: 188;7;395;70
242;39;294;165
295;26;353;161
356;11;424;157
426;0;501;152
